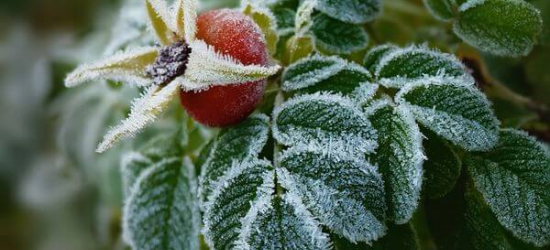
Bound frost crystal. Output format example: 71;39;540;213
273;93;378;156
375;45;473;88
467;129;550;246
396;77;499;151
277;147;387;243
366;101;424;224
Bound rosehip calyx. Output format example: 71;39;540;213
146;40;192;86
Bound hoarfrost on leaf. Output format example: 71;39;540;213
310;13;370;55
238;194;332;250
282;55;348;92
65;47;158;87
466;129;550;246
422;130;462;199
363;44;398;73
375;45;473;88
123;157;200;250
316;0;382;24
453;0;543;56
423;0;456;21
199;114;270;203
396;77;499;151
96;81;181;153
278;147;387;244
273;93;378;156
202;159;275;250
181;40;281;91
366;101;424;224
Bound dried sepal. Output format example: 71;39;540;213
180;40;281;91
145;0;177;45
96;81;181;152
65;46;158;87
174;0;198;42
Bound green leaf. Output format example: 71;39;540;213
310;14;370;55
422;130;462;199
316;0;381;24
199;114;270;202
123;157;200;250
423;0;456;21
278;147;387;243
363;44;398;73
243;3;279;56
366;101;424;224
453;0;543;56
466;129;550;246
396;78;499;151
462;185;516;250
375;46;472;88
243;194;332;250
202;160;277;250
332;223;419;250
282;55;377;103
273;8;296;35
282;55;349;92
273;93;378;154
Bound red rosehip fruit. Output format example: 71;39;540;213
179;9;268;127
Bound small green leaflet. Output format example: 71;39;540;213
375;46;472;88
198;114;270;203
453;0;543;56
273;8;296;36
282;55;377;103
278;147;387;243
202;159;330;249
461;186;516;250
363;44;398;73
316;0;381;24
396;77;499;151
273;93;378;155
466;129;550;246
331;223;419;250
422;130;462;199
366;101;424;224
242;194;332;250
423;0;456;21
123;157;200;250
310;13;369;55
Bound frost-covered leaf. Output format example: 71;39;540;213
363;44;398;73
282;55;376;103
282;55;348;91
96;81;181;152
375;46;472;88
332;223;419;250
462;185;517;250
181;40;281;91
453;0;543;56
121;152;152;197
466;129;550;246
396;78;499;151
65;47;157;87
273;93;378;155
423;0;456;21
243;2;279;55
316;0;381;24
422;130;461;199
240;194;332;250
366;101;424;224
273;8;295;36
199;114;270;202
123;157;200;250
174;0;198;42
310;14;369;55
202;160;276;250
278;147;387;243
145;0;177;45
295;0;317;35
